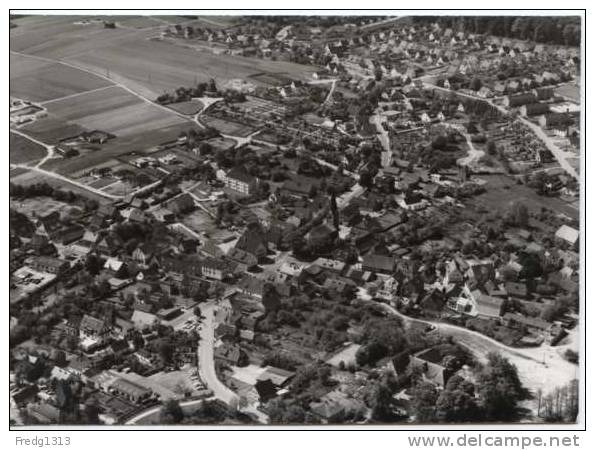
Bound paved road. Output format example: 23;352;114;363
360;16;404;30
421;80;579;180
10;128;55;168
357;290;541;363
10;162;122;199
125;398;205;425
357;290;577;402
517;116;579;180
197;302;239;407
370;112;391;167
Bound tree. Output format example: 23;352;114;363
470;77;482;91
411;381;439;423
476;353;529;421
436;375;482;422
85;254;103;276
158;340;175;366
262;283;281;313
507;201;529;227
486;140;497;156
370;382;394;422
160;399;184;424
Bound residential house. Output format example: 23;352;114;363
408;347;456;387
29;256;69;275
224;167;258;195
538;113;573;129
362;254;395;275
79;314;111;349
473;290;506;318
555;224;579;248
503;93;537;107
520;103;550;117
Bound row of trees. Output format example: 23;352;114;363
413;16;581;47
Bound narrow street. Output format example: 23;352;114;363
197;302;240;407
357;290;578;402
370;112;392;167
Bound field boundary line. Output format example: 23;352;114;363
11;50;193;123
39;84;118;105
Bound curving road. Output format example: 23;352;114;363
357;290;578;400
197;302;240;406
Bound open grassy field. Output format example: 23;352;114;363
467;174;579;221
166;99;204;115
10;52;114;102
200;115;256;137
45;85;186;137
10;133;47;165
9;169;111;205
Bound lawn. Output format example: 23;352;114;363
467;174;579;221
200;115;256;137
167;100;205;115
10;132;47;165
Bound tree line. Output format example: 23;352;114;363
412;16;581;47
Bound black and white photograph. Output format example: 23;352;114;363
8;9;584;430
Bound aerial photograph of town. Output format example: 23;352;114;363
9;12;582;427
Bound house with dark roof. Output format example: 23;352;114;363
538;113;573;129
237;275;265;299
29;256;69;275
362;254;395;275
235;224;268;260
226;247;258;270
505;281;528;299
408;347;456;387
28;234;55;255
503;93;537;107
79;314;111;344
502;312;551;334
36;211;61;238
202;257;230;280
520;103;550;117
280;175;320;198
214;343;247;366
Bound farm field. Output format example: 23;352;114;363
45;85;186;137
10;15;145;60
10;52;114;102
42;122;202;176
10;133;47;165
11;16;316;101
65;38;317;98
20;116;87;145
